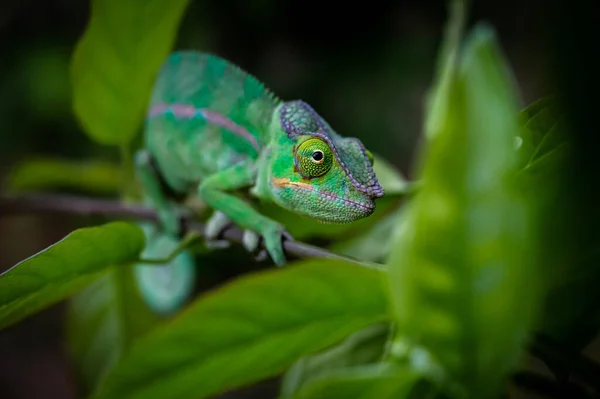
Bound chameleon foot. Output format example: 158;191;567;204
242;230;268;262
204;211;233;249
243;225;293;266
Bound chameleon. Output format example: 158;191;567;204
133;51;385;314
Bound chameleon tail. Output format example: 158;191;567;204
134;223;196;315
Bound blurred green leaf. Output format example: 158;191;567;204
92;259;389;399
66;222;183;393
286;364;421;399
67;269;161;394
5;157;122;195
0;222;145;329
259;154;408;241
281;323;391;398
71;0;190;145
387;25;540;397
20;46;71;121
516;97;568;174
371;154;410;196
425;0;466;141
517;98;600;350
329;208;406;263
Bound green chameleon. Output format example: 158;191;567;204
134;51;385;314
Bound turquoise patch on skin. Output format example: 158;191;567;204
134;223;196;315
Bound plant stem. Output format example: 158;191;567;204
0;193;380;269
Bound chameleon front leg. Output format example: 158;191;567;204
205;211;272;260
198;160;290;266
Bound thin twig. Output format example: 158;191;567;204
0;193;379;268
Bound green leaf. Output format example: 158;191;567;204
516;97;569;175
5;157;122;195
517;99;600;350
425;0;467;141
66;268;162;393
280;323;391;398
0;222;145;329
92;259;389;399
259;154;408;241
71;0;190;145
287;364;422;399
329;208;407;263
371;154;410;196
387;25;540;397
67;222;196;393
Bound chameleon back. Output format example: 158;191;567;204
136;51;280;315
145;51;280;193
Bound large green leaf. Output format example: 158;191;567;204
287;364;422;399
0;222;145;329
5;157;122;195
424;0;466;141
71;0;190;145
92;259;389;399
67;221;198;393
68;273;152;393
280;323;391;398
387;25;540;397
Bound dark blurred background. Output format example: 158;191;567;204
0;0;562;397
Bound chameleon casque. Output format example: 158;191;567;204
134;51;384;314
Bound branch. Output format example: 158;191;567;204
0;193;378;268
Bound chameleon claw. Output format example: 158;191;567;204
204;211;232;249
254;249;269;262
241;226;292;266
262;224;292;267
242;230;261;253
242;230;269;262
281;230;294;242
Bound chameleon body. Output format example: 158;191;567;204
134;51;384;314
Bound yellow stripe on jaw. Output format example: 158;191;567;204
271;177;313;190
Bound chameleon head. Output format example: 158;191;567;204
268;100;385;224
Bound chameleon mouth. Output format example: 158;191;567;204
271;177;375;222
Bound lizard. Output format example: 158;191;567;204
133;51;385;314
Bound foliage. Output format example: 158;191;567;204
0;222;145;329
387;23;540;398
0;0;595;398
71;0;191;146
92;260;389;398
5;157;122;195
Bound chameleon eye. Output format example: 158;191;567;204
295;138;333;178
312;150;324;162
365;149;374;166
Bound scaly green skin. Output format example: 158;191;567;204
134;51;384;313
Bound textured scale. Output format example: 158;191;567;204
145;51;280;191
